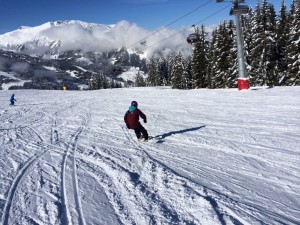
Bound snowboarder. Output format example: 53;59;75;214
10;94;17;106
124;101;149;141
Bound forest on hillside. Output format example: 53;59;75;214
129;0;299;89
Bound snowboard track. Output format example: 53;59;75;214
121;126;233;225
124;126;300;225
78;149;193;225
0;101;90;225
60;112;90;225
1;138;58;225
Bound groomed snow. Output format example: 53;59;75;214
0;86;299;225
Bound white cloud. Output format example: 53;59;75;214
40;20;193;58
0;20;217;59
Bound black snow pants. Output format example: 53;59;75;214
134;125;148;140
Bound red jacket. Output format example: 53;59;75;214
124;107;147;129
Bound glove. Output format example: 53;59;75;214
126;124;130;129
144;119;147;123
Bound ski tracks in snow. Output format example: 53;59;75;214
79;125;227;225
0;125;63;225
151;125;300;225
60;113;90;225
121;127;255;225
1;140;51;225
61;123;240;225
56;103;91;225
0;102;90;225
1;88;299;225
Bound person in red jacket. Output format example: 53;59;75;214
124;101;149;140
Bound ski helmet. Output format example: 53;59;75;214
131;101;138;107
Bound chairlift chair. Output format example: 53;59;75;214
187;24;201;45
187;33;201;45
230;4;249;15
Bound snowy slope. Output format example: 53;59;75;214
0;71;31;90
0;87;299;225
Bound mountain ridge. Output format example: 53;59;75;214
0;19;191;58
0;20;190;90
0;20;114;54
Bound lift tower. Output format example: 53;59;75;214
217;0;249;90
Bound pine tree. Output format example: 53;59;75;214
225;20;238;88
287;0;300;85
182;58;192;89
209;24;222;88
88;72;108;90
210;21;235;88
276;0;289;85
241;7;255;86
167;53;175;84
185;57;193;89
264;1;278;86
157;58;169;86
248;3;264;86
249;0;277;86
154;58;164;86
134;71;146;87
207;30;218;88
146;57;158;86
190;25;209;88
101;73;109;89
89;73;98;90
170;52;187;89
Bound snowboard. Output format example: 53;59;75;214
139;136;161;143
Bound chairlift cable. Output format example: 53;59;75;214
126;0;214;49
146;4;231;49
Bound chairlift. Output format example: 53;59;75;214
187;25;200;45
187;33;201;45
230;4;249;15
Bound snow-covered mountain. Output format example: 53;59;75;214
0;20;191;57
0;20;192;90
0;20;113;53
0;21;155;90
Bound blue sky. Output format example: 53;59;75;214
0;0;289;34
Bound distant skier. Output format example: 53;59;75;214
124;101;149;141
10;94;17;106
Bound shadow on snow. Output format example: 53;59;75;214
154;125;206;143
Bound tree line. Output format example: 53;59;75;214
140;0;300;89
